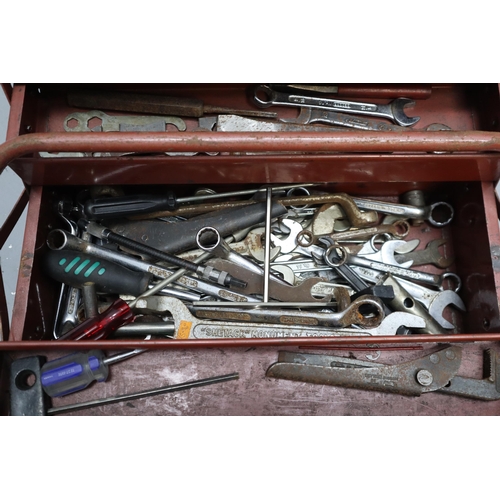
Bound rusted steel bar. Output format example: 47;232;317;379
2;333;500;351
0;189;28;249
1;84;12;104
2;131;500;176
0;188;28;340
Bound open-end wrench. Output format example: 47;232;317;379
133;296;383;339
335;248;461;292
347;263;465;329
355;239;465;327
252;85;420;127
270;218;303;254
281;107;447;131
394;238;454;269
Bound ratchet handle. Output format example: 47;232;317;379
84;192;177;219
43;249;152;296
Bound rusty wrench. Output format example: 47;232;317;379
394;238;454;269
133;296;385;339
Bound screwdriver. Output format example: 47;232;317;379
82;183;318;220
44;249;201;302
40;344;149;397
67;89;279;119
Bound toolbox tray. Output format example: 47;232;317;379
2;83;500;351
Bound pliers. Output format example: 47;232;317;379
267;347;500;401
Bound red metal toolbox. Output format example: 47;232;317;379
2;83;500;415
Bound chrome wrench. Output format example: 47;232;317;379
352;197;454;227
332;248;461;292
252;85;420;127
52;212;82;338
348;263;465;329
132;296;416;339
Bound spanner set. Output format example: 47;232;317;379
4;83;500;414
40;183;464;344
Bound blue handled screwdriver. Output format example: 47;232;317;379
40;342;150;398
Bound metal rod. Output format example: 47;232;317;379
82;283;98;318
6;333;500;351
263;188;272;302
47;373;239;415
179;183;318;204
3;131;500;176
128;253;210;308
191;301;333;308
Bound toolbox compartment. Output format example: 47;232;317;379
3;83;500;351
5;83;500;417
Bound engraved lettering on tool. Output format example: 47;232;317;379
179;277;198;287
357;202;406;215
68;289;78;314
365;374;399;387
195;326;313;338
280;316;318;326
198;311;252;321
148;266;170;279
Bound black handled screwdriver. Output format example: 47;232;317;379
43;249;202;302
82;183;318;220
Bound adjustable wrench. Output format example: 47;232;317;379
252;85;420;127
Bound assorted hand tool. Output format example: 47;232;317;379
267;347;500;401
41;183;463;343
10;354;238;416
12;84;495;415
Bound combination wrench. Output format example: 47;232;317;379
134;296;386;339
351;197;454;227
281;107;450;132
352;241;465;329
252;85;420;127
327;245;461;292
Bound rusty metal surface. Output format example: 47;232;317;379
11;342;498;415
6;155;500;187
266;347;462;396
4;130;500;170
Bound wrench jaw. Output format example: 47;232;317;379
391;98;420;127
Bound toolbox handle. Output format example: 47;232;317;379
2;131;500;174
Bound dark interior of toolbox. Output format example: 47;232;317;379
18;179;499;342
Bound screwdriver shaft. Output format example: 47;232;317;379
47;373;239;415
